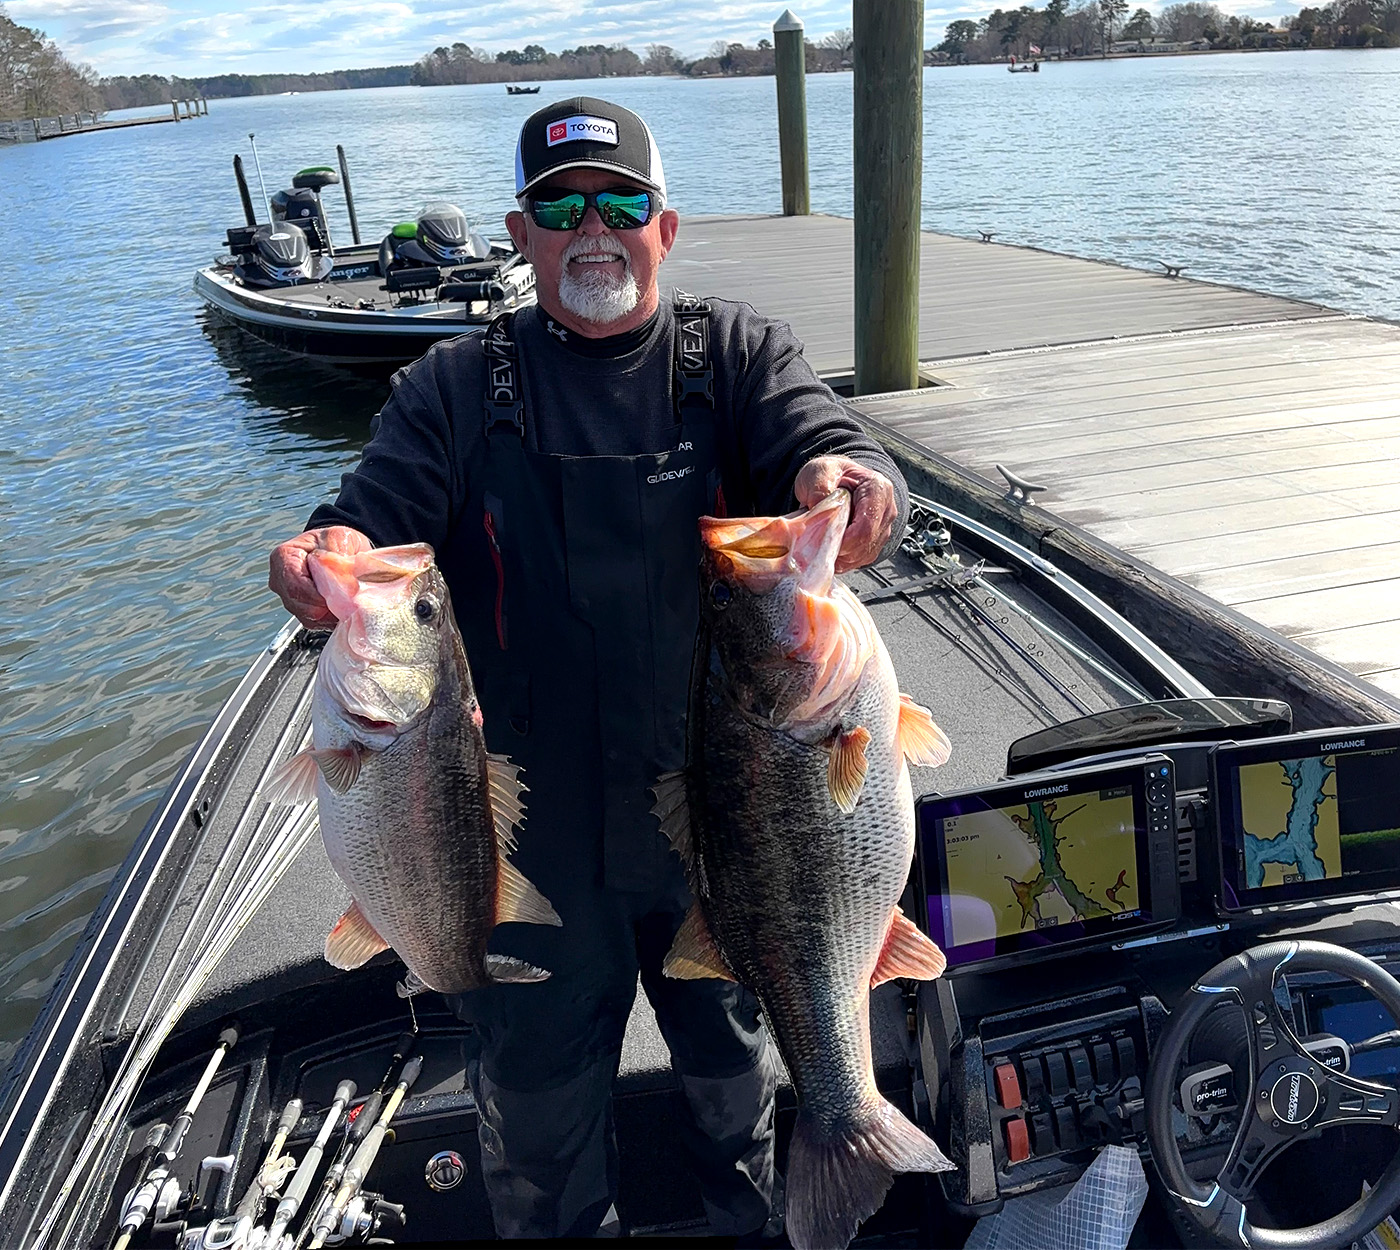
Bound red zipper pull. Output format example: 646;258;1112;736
483;509;506;650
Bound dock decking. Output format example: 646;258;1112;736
667;214;1400;706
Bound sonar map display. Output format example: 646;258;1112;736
1237;756;1339;888
941;788;1140;947
1236;746;1400;891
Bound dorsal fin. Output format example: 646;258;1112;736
496;858;561;927
662;903;736;981
487;753;527;854
650;770;693;875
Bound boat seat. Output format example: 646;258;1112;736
291;166;340;192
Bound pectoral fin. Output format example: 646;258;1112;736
325;900;390;970
897;694;951;768
265;745;364;806
663;903;736;981
496;858;562;927
870;907;947;987
827;725;872;814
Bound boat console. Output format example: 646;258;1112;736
916;713;1400;1245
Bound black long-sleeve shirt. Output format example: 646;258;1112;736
309;297;908;557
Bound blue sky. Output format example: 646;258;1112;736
11;0;1292;78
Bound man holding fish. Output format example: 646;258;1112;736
269;97;948;1246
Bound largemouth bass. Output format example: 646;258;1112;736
653;490;953;1250
267;543;560;993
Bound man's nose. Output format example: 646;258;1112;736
578;205;609;235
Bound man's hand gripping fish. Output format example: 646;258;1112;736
267;543;560;993
653;490;954;1250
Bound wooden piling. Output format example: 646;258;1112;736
773;9;810;217
171;100;180;122
853;0;925;396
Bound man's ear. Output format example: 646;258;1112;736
505;209;530;258
657;207;679;258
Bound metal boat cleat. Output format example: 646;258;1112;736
997;464;1049;505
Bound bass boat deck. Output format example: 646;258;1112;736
11;494;1400;1250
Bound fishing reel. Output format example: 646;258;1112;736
903;502;954;560
319;1193;406;1245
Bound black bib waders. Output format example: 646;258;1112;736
444;299;776;1239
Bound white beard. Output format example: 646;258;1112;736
556;237;639;325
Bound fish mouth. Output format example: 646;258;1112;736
346;711;398;733
700;490;850;597
308;543;436;621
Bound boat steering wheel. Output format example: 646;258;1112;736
1147;940;1400;1249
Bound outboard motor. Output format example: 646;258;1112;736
269;167;339;278
417;203;490;265
234;223;315;289
378;203;489;278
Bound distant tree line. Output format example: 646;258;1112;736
410;31;855;86
100;65;414;109
935;0;1398;60
0;4;101;121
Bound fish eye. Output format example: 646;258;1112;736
414;597;437;621
709;582;732;609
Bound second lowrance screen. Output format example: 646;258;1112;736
916;758;1178;972
1216;726;1400;911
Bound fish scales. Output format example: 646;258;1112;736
693;646;910;1125
668;490;953;1250
314;633;498;990
267;544;558;996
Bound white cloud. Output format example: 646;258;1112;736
19;0;1300;78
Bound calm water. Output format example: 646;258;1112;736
2;51;1398;1066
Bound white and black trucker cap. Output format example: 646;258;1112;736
514;97;667;200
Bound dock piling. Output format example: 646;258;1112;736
853;0;925;396
170;101;180;122
773;9;810;216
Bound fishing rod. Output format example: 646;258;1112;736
264;1081;355;1250
183;1096;301;1250
306;1056;421;1250
113;1122;169;1244
33;676;320;1250
293;1033;415;1250
111;1025;239;1250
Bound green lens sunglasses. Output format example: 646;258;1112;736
527;187;656;231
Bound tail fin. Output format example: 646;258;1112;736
786;1099;953;1250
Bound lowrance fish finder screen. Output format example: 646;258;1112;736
916;758;1175;971
1215;726;1400;910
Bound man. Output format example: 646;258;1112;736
269;97;910;1241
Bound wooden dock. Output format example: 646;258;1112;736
666;214;1400;717
0;101;206;146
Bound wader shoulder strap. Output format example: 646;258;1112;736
482;311;524;438
672;291;714;423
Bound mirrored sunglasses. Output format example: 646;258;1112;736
527;187;656;231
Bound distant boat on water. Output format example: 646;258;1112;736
506;85;541;95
